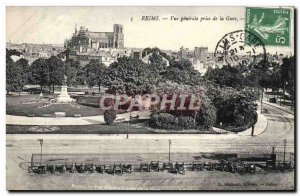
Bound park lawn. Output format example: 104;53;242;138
6;102;105;117
6;94;123;117
6;123;153;134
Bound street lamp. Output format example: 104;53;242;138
283;139;287;163
37;139;43;165
168;139;172;163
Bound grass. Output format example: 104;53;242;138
6;94;125;117
6;123;153;134
6;122;215;134
7;102;105;117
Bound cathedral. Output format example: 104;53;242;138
64;24;124;52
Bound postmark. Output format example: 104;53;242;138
214;30;266;67
245;7;291;46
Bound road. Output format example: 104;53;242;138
6;103;295;190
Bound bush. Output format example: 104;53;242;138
150;113;179;130
177;116;196;129
104;110;117;125
150;113;197;130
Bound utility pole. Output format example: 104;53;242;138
37;139;43;165
283;139;287;163
261;88;263;114
168;139;171;163
283;81;286;106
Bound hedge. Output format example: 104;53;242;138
149;113;196;130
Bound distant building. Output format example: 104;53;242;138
178;47;188;59
65;24;124;51
6;42;65;65
65;24;127;66
176;46;211;74
68;48;131;67
194;47;208;66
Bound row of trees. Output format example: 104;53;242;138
6;49;107;94
205;57;295;97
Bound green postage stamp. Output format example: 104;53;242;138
245;7;291;46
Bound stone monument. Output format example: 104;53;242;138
56;75;74;103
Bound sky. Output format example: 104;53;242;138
6;6;294;54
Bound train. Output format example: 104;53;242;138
28;153;294;175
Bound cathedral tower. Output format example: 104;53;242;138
113;24;124;49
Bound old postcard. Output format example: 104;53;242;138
6;6;295;191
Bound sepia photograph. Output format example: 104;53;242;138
5;6;295;191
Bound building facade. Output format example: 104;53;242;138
64;24;127;66
65;24;124;52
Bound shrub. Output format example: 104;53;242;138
104;110;117;125
177;116;196;129
150;113;198;130
149;113;179;130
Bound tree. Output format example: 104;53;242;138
65;58;80;86
204;65;247;89
104;56;159;95
6;50;29;95
104;110;117;125
206;86;258;127
47;56;65;93
164;59;203;86
15;58;29;95
28;58;50;93
196;95;217;129
142;47;170;61
153;81;216;129
85;59;106;92
281;56;295;101
148;52;167;74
